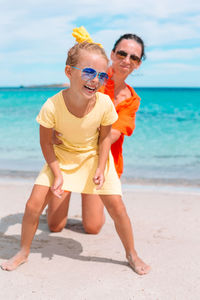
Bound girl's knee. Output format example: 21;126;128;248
107;199;128;219
25;201;42;218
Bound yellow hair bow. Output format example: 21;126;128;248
72;26;103;48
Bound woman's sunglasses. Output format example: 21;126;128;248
116;50;141;64
71;66;109;85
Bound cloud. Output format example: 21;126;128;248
147;47;200;61
0;0;200;86
145;62;200;74
1;1;199;49
126;62;200;87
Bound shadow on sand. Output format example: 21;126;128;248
0;213;127;267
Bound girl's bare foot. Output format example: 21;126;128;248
1;251;28;271
127;254;150;275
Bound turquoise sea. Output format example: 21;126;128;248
0;87;199;187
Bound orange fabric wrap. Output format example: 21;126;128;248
99;68;140;177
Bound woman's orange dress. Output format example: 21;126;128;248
99;68;141;178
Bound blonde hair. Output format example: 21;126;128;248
66;41;109;66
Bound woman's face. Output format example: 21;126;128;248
66;49;108;100
111;39;142;78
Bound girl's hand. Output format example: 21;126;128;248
93;168;105;190
51;175;64;198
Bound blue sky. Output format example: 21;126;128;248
1;0;200;87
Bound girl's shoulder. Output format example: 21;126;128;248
48;90;63;105
96;92;113;105
42;91;64;112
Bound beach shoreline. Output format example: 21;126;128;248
1;87;200;196
0;171;199;194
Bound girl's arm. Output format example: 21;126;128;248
93;124;112;189
40;125;63;198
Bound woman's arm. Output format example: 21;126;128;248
110;128;121;144
53;128;121;146
93;124;112;189
40;125;63;198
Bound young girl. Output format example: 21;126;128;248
51;29;145;237
1;41;150;275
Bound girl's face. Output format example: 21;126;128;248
66;49;108;100
111;39;142;78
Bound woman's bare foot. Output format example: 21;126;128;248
1;251;28;271
127;254;150;275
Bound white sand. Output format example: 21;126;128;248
0;181;200;300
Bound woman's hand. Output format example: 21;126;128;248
93;168;105;190
52;130;63;145
51;175;64;198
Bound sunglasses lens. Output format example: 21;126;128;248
116;50;141;64
116;51;127;59
98;73;109;84
130;55;141;63
81;68;96;81
81;68;108;85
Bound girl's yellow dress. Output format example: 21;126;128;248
35;91;122;195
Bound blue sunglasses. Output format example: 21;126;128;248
71;66;108;85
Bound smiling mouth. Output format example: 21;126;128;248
84;85;96;92
120;64;130;68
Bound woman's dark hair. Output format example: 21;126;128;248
112;33;146;60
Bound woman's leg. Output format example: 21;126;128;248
82;194;105;234
47;191;71;232
1;184;51;271
100;194;150;275
47;192;104;234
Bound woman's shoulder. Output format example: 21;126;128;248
126;84;140;101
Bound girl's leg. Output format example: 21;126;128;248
1;184;51;271
81;194;105;234
100;194;150;275
47;191;71;232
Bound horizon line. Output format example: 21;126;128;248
0;85;200;89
